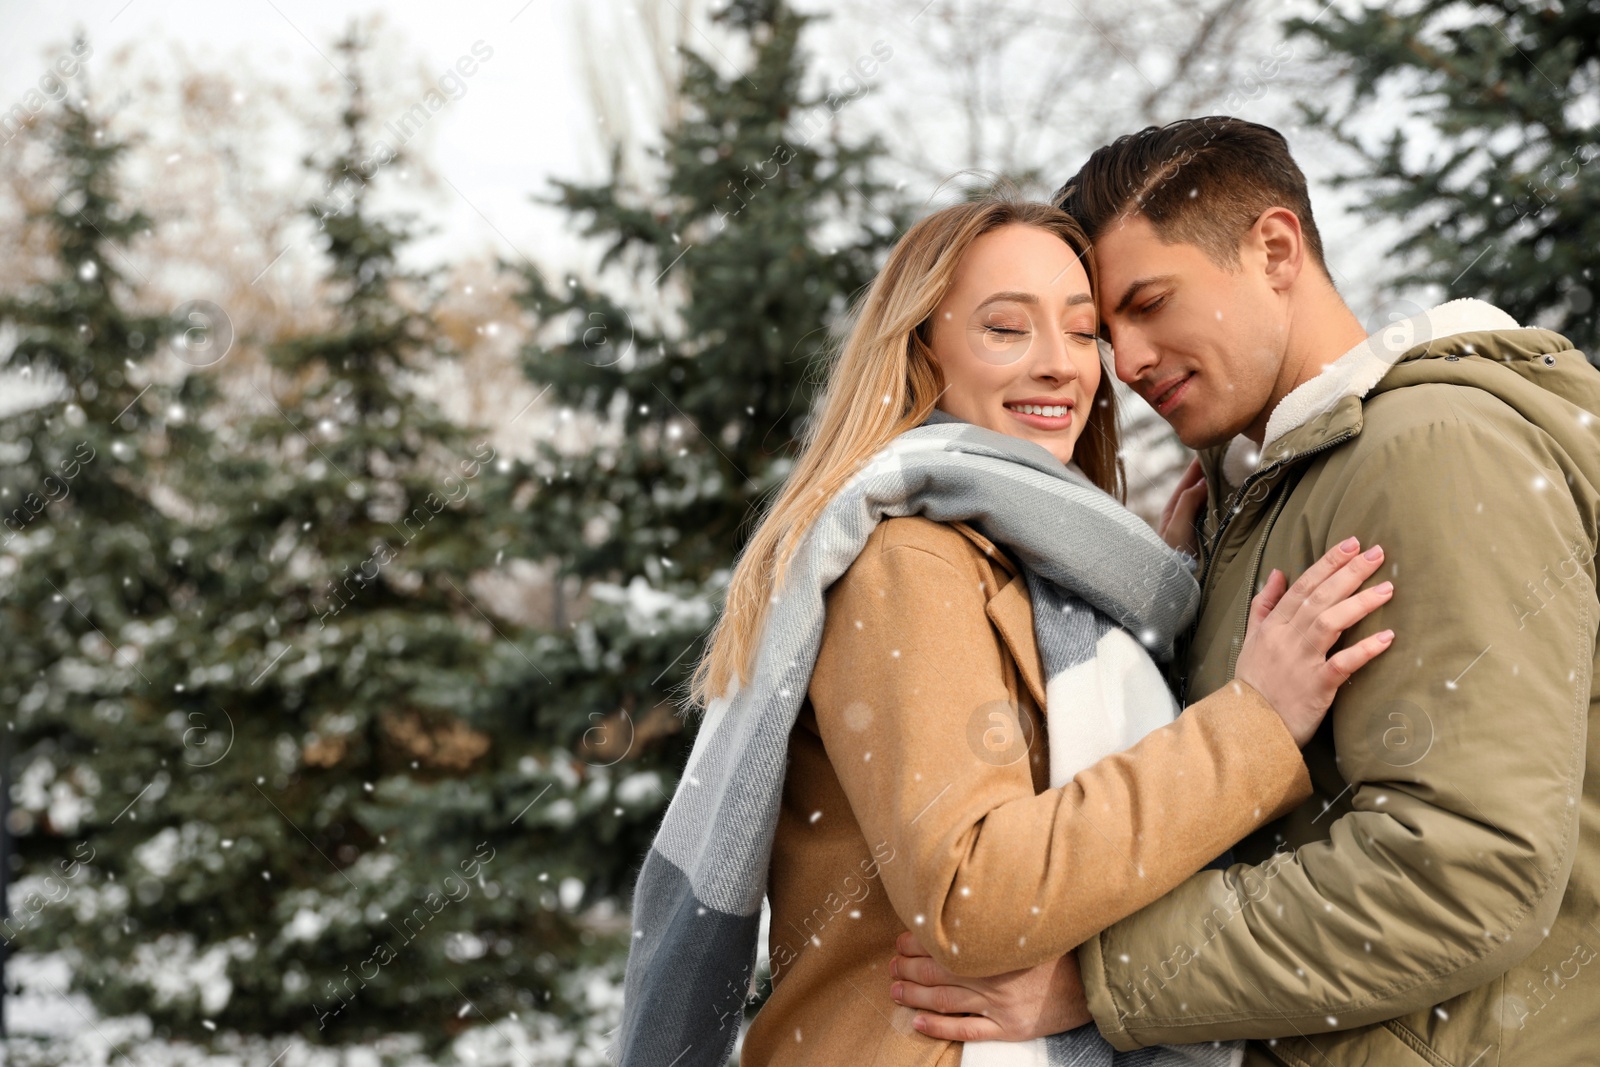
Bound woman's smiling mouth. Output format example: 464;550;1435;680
1004;397;1075;429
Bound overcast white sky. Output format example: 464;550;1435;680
0;0;599;271
0;0;1404;319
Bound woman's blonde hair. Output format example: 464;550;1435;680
688;195;1124;708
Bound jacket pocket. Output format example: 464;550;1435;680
1255;1020;1453;1067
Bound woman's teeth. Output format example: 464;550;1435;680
1006;403;1069;417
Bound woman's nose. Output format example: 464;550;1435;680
1031;332;1078;383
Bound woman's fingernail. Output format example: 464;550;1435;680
1379;629;1395;643
890;960;898;979
1376;581;1393;594
913;1016;927;1033
1363;544;1384;560
891;983;903;1001
1339;536;1359;552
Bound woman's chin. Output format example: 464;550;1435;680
1022;427;1078;465
968;412;1079;464
1045;441;1076;465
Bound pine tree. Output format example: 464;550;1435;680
142;26;589;1049
5;28;589;1055
0;67;199;1032
1292;1;1600;360
501;0;911;927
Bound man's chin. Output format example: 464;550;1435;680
1159;402;1251;452
1158;412;1219;451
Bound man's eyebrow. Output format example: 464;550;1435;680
1113;275;1176;315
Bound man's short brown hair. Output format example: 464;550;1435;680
1053;116;1327;274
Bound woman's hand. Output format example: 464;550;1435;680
888;932;1090;1041
1157;458;1207;555
1235;537;1395;747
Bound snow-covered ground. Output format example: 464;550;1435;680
2;953;624;1067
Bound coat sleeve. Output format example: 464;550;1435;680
1079;400;1598;1047
807;522;1314;977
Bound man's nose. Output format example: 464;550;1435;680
1110;328;1158;385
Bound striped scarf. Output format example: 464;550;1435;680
616;412;1240;1067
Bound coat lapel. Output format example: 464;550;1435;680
949;522;1049;710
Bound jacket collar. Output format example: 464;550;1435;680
1216;298;1528;485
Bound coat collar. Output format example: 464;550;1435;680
949;521;1049;710
948;520;1017;577
1214;298;1526;487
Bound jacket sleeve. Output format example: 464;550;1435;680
807;524;1314;977
1080;401;1598;1047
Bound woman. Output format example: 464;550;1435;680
615;197;1393;1067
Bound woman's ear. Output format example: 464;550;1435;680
914;318;940;368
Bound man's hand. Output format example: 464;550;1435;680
888;932;1092;1041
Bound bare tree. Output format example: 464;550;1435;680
823;0;1317;519
830;0;1278;192
574;0;708;188
560;0;1350;521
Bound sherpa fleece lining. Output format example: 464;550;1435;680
1220;298;1527;486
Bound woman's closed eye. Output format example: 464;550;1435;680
1065;317;1099;345
972;313;1035;363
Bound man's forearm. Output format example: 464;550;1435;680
1078;844;1568;1049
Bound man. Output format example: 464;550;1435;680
890;117;1600;1065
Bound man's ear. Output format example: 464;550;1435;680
1250;207;1305;292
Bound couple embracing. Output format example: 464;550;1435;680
618;117;1600;1067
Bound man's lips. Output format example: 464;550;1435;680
1147;373;1194;415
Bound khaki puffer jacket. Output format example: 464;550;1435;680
1079;302;1600;1067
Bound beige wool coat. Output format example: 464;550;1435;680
740;514;1316;1066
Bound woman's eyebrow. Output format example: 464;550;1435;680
975;290;1095;309
976;290;1039;309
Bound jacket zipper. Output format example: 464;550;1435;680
1195;467;1271;625
1226;486;1293;679
1195;430;1358;678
